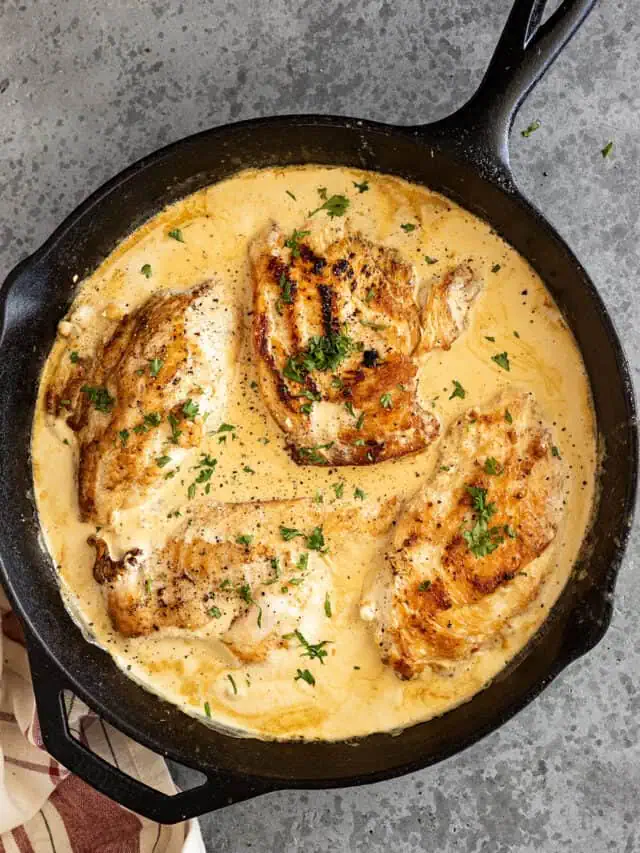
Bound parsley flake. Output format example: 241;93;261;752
308;194;350;218
491;352;510;371
295;668;316;686
81;385;115;413
380;392;393;409
353;180;369;193
149;358;163;377
449;380;466;400
324;592;332;618
521;120;541;138
284;228;311;259
140;263;152;278
182;398;199;420
400;222;417;233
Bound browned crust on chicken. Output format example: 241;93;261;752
251;225;482;467
364;391;566;679
46;281;238;524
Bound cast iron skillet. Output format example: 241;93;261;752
0;0;636;824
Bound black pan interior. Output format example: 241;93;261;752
0;117;636;786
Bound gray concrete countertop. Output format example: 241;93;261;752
1;1;638;850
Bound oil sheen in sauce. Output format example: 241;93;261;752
32;167;597;741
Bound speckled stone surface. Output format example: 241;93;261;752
1;0;639;850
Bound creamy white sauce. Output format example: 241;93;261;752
32;167;597;741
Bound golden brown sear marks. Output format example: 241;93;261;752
46;280;239;525
90;500;331;663
362;391;566;679
251;224;482;466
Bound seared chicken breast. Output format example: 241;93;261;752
361;391;566;679
46;281;239;525
91;499;331;663
251;225;482;466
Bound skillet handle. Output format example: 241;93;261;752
427;0;598;166
26;638;273;823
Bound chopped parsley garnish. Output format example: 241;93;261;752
297;552;309;572
355;412;365;430
601;140;614;158
81;385;115;413
513;330;520;338
359;319;387;331
353;180;369;193
285;189;297;200
380;392;393;409
118;429;129;447
331;375;344;389
182;398;199;420
243;465;255;474
285;629;330;664
332;481;345;499
424;256;438;265
314;490;324;504
284;228;311;258
300;401;313;416
364;287;376;304
283;332;355;384
156;455;172;468
345;401;356;418
418;580;432;592
209;606;222;619
324;592;332;618
133;412;162;435
227;674;238;695
168;413;182;444
354;487;366;500
552;445;561;458
266;557;281;584
449;380;466;400
280;526;303;541
276;271;294;314
505;409;513;424
400;222;417;233
218;422;236;434
504;525;517;539
236;534;253;546
308;194;350;218
306;526;326;551
491;263;501;273
219;579;232;590
491;352;510;371
140;263;152;278
463;485;504;558
295;668;316;686
168;228;184;242
485;335;496;342
149;358;163;377
484;457;502;475
70;351;80;363
237;583;262;627
317;187;328;200
187;483;196;499
352;438;366;446
521;120;540;138
204;701;212;718
296;444;333;464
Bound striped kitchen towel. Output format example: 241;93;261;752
0;591;204;853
